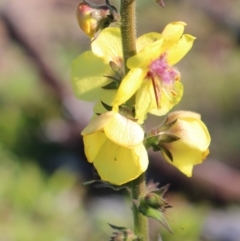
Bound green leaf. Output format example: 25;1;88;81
159;145;173;162
108;223;127;231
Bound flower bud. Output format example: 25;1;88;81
144;192;172;210
136;182;172;233
76;0;119;39
138;198;172;233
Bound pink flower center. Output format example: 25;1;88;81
147;53;180;108
149;53;180;85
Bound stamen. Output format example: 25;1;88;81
151;75;161;108
171;89;177;96
148;52;181;107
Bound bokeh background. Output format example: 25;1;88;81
1;0;240;240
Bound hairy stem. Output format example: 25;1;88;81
120;0;149;240
120;0;136;74
131;173;149;241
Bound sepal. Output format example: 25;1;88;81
102;61;124;89
138;201;172;233
101;101;113;111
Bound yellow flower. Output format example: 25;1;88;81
156;111;210;177
113;22;196;122
81;111;148;185
71;27;123;106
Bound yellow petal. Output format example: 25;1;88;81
83;132;107;163
71;51;112;101
135;80;183;118
162;113;211;176
162;138;207;177
135;80;155;120
93;141;148;185
81;111;115;135
127;38;164;69
161;21;186;49
104;112;144;147
167;34;196;65
113;68;146;109
91;27;123;64
149;81;184;116
178;165;193;177
136;32;162;52
167;111;201;123
168;117;210;151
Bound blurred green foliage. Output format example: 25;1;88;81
160;200;207;241
0;146;87;241
0;146;209;241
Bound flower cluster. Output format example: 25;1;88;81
72;6;211;185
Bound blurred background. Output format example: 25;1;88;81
0;0;240;240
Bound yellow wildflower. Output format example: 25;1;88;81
113;22;196;122
82;111;148;185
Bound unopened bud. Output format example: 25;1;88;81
144;192;172;210
76;0;119;39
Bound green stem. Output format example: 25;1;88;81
120;0;149;240
120;0;137;74
131;173;149;241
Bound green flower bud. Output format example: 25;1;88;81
144;192;172;210
138;199;172;233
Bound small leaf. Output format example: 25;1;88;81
102;80;119;89
152;144;161;152
139;202;172;233
109;61;124;79
153;183;170;196
101;101;112;111
108;223;127;231
158;119;178;132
